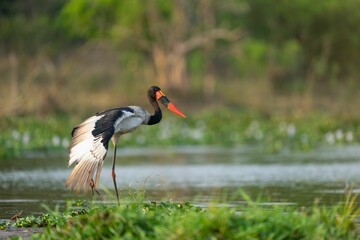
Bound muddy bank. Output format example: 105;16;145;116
0;228;43;240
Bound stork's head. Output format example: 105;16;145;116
148;86;186;118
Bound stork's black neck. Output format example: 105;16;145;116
147;98;162;125
147;109;162;125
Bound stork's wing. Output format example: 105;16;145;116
65;114;114;193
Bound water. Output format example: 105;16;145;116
1;145;360;219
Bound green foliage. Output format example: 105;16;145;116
2;110;360;159
0;220;8;230
17;194;358;239
1;190;358;239
0;0;70;55
57;0;120;39
2;0;360;90
0;115;73;159
3;0;360;118
245;0;360;83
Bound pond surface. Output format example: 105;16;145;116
1;145;360;219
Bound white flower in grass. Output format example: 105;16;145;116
287;123;296;137
335;129;343;141
345;131;354;143
62;138;70;148
254;130;263;140
12;130;20;140
245;120;262;139
190;128;203;140
22;132;30;145
325;132;335;145
158;122;171;140
52;135;61;146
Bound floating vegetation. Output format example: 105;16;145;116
2;192;360;239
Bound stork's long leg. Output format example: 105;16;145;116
112;143;120;205
90;178;100;196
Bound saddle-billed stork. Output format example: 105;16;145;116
65;86;186;204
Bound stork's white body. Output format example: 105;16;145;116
113;106;150;134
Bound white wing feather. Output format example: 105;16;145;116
65;106;149;194
66;115;108;193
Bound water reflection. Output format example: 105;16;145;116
1;145;360;219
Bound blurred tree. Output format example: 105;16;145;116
57;0;243;92
0;0;69;115
244;0;360;93
2;0;360;115
0;0;69;56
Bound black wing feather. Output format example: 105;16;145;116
92;107;135;149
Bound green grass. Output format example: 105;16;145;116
2;110;360;159
2;192;359;239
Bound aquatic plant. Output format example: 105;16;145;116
20;194;360;239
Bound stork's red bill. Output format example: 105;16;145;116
155;90;186;118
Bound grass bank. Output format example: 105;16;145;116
0;110;359;159
2;110;360;160
1;192;360;239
